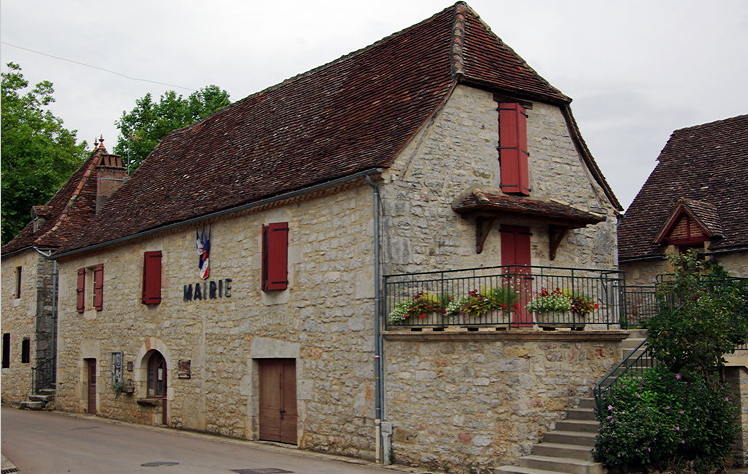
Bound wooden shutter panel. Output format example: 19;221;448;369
142;251;162;304
77;268;86;313
93;264;104;311
263;222;289;291
499;103;530;195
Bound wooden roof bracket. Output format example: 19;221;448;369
549;224;569;260
476;216;498;254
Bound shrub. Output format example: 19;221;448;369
594;366;739;473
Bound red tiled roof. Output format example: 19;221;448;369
1;146;115;256
618;114;748;261
56;2;605;255
453;189;606;227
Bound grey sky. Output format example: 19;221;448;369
2;0;747;210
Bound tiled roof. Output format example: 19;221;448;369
1;146;114;256
56;2;607;255
618;114;748;261
453;189;606;227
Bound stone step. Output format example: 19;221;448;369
554;419;598;434
543;431;597;448
495;465;562;474
577;398;595;410
20;400;46;410
519;455;604;474
39;388;56;396
532;442;593;461
29;393;54;403
565;408;596;421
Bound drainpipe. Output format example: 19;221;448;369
365;175;386;464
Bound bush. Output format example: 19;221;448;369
594;366;739;473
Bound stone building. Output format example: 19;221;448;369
618;114;748;285
48;3;630;472
1;141;127;406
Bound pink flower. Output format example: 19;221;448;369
675;374;682;380
607;405;613;410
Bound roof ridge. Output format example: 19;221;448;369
451;2;467;77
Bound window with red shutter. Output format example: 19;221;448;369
142;251;163;304
93;264;104;311
262;222;289;291
499;103;530;195
77;268;86;313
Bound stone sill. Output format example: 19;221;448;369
136;398;160;407
383;328;631;342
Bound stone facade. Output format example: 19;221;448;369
382;86;618;275
384;333;621;472
53;85;624;471
1;249;55;404
55;184;379;459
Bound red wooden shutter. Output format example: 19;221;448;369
93;264;104;311
263;222;289;291
499;103;530;195
77;268;86;313
142;251;162;304
501;225;532;327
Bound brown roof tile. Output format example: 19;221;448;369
55;3;603;255
618;114;748;261
1;146;119;256
453;190;606;227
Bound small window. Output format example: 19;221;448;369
2;333;10;368
142;251;163;305
77;264;104;313
21;338;30;364
262;223;289;291
15;266;22;299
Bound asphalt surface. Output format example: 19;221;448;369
1;407;426;474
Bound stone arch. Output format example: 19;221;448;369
134;337;174;400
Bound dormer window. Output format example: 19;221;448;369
30;206;49;233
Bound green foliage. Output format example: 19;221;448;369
114;85;230;172
594;366;739;473
1;63;87;243
648;251;748;377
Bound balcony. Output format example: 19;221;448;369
384;265;630;331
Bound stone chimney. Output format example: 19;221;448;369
94;137;128;214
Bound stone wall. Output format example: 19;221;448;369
55;184;379;460
1;250;52;404
726;366;748;466
381;85;619;276
384;332;623;473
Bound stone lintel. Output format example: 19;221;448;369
383;329;630;343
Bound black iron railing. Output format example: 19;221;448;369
32;356;56;393
621;285;658;327
384;265;625;329
592;338;657;413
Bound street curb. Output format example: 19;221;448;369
1;453;19;473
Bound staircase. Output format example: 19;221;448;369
495;330;649;474
20;385;55;411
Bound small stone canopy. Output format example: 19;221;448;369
452;187;606;257
653;198;723;245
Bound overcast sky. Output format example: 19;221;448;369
2;0;747;210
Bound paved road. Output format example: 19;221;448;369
1;407;415;474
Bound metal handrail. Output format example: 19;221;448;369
31;356;56;393
592;338;655;413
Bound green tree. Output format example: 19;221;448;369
648;250;748;378
114;85;230;172
1;62;87;244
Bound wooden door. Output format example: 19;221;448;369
85;359;97;414
259;359;297;444
501;225;533;327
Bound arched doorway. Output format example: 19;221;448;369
146;350;167;424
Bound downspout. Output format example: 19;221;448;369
365;175;386;464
